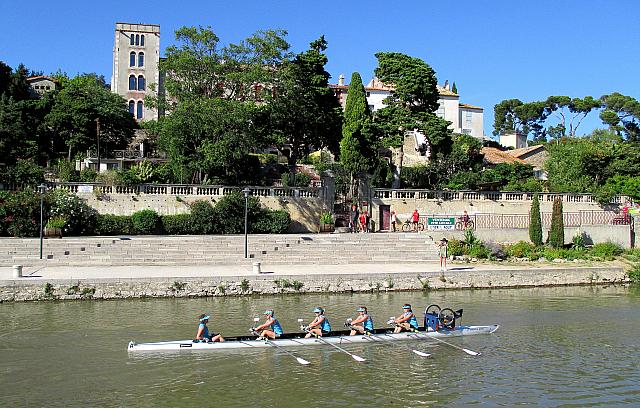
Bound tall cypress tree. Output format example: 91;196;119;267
548;197;565;248
529;193;543;246
339;72;375;182
451;81;458;94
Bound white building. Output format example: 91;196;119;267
330;77;484;139
26;76;57;98
499;131;528;149
110;23;161;121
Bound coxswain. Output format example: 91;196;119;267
304;307;331;338
347;306;374;336
253;309;284;340
195;314;224;342
393;304;419;333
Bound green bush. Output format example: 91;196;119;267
253;210;291;233
161;214;195;235
542;248;586;261
79;168;98;182
189;200;217;234
0;190;42;237
320;212;333;224
93;214;134;235
47;189;96;235
281;172;312;187
469;244;490;259
56;159;78;182
506;241;537;258
95;170;121;186
448;239;465;256
131;209;159;235
214;192;263;234
590;241;623;260
0;159;45;187
628;264;640;283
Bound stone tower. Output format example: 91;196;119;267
111;23;161;121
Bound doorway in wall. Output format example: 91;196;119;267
379;205;391;231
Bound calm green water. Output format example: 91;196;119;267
1;285;639;407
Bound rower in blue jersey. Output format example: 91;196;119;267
253;309;284;339
348;306;374;336
304;307;331;338
393;304;419;333
195;314;224;343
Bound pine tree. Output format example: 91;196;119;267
548;197;565;248
451;81;458;94
529;193;543;246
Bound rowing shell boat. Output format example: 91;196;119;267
127;324;499;352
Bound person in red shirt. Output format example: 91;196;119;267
412;209;420;232
359;212;367;233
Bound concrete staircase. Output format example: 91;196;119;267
0;233;440;266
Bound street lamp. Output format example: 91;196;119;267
38;183;47;259
243;187;251;259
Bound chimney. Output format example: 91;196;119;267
338;74;345;86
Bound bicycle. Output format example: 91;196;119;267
401;219;425;232
454;218;475;230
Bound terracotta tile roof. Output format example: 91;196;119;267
329;81;458;97
459;103;483;110
508;144;545;158
26;75;54;82
482;147;526;165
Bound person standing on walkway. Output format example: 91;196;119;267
350;204;359;233
438;238;448;272
412;209;420;232
391;210;397;232
195;314;224;343
359;212;367;233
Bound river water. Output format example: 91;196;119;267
1;285;639;407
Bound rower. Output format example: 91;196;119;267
253;309;284;340
347;306;374;336
304;307;331;338
392;304;419;333
195;314;224;343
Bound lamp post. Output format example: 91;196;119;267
242;187;251;259
38;183;47;259
95;118;101;171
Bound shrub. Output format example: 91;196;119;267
506;241;537;258
320;212;333;224
448;239;465;256
590;241;623;260
56;159;78;182
95;170;121;186
548;197;565;248
94;214;134;235
161;214;195;235
0;159;45;187
189;200;217;234
131;209;159;235
469;244;490;259
281;172;311;187
45;217;66;229
47;189;96;235
79;168;98;182
628;264;640;284
0;190;42;237
463;229;481;249
254;210;291;234
572;229;587;251
214;192;262;234
529;193;543;246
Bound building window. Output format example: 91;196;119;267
368;104;375;112
130;52;136;67
129;75;136;91
135;34;140;46
137;75;145;91
465;111;473;126
436;103;445;118
140;35;145;46
366;92;371;97
137;101;144;119
138;52;144;67
130;34;134;46
128;100;135;115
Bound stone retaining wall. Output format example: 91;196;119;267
0;266;628;302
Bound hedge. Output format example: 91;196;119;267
161;214;195;235
93;214;134;235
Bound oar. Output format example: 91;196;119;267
363;331;431;358
410;331;481;356
300;319;366;362
251;318;310;365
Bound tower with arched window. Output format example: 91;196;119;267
111;22;162;121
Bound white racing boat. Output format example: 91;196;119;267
127;324;499;352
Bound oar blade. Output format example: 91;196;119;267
463;348;481;356
296;357;311;365
412;350;432;358
351;354;367;363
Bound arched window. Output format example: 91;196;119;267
138;52;144;67
135;34;139;46
140;35;145;46
130;34;134;46
137;75;145;91
129;52;136;67
128;100;135;116
128;75;136;91
137;101;144;119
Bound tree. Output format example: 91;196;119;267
267;36;343;178
600;93;640;141
45;75;135;160
493;99;547;138
529;193;543;246
451;82;457;94
339;72;376;187
548;197;564;248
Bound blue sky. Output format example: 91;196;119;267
1;0;639;137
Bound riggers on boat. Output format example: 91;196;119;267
127;304;499;352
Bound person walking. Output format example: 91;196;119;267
350;204;359;233
391;211;397;232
